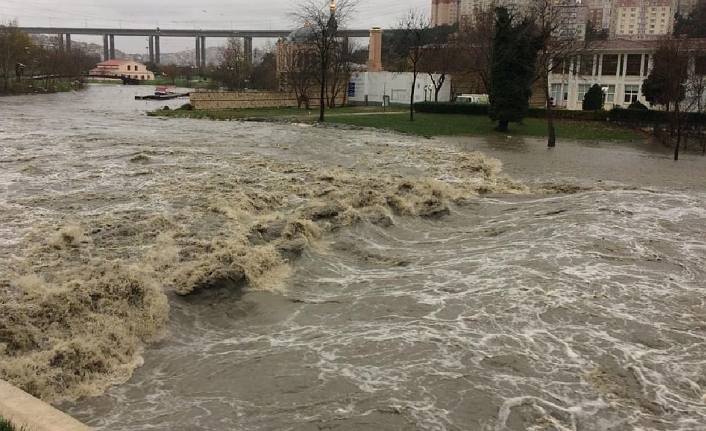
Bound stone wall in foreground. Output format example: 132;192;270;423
0;379;94;431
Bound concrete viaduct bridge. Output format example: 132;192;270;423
17;27;378;66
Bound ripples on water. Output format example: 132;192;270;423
1;86;705;431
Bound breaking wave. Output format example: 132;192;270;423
1;138;531;402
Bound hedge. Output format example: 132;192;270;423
414;102;490;115
413;102;706;124
414;102;608;121
607;107;706;124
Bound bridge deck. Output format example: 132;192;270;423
17;27;379;38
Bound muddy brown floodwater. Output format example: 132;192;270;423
1;85;705;431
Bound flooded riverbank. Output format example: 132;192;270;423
1;85;705;430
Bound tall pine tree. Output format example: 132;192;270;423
488;7;541;132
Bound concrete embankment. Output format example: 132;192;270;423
0;380;93;431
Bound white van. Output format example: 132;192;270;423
454;94;489;104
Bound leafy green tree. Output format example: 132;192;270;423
488;7;541;132
582;84;604;110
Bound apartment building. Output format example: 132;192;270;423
432;0;461;26
610;0;677;38
584;0;613;29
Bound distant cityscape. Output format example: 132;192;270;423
432;0;700;39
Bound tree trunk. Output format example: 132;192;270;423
495;120;509;132
545;83;556;147
319;52;326;122
410;73;416;122
674;108;680;161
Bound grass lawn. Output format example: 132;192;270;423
148;106;643;142
325;112;644;142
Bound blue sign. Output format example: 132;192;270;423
348;82;355;97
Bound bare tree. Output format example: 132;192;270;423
327;39;357;107
419;41;458;101
643;37;692;160
394;10;431;121
216;37;252;90
688;51;706;153
292;0;356;121
457;6;495;95
0;21;31;92
278;42;319;108
528;0;592;147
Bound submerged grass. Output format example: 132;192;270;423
325;113;645;142
150;106;643;142
147;106;406;120
0;415;28;431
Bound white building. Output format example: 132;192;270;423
549;39;654;110
347;72;453;106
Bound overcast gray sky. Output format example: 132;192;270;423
1;0;429;53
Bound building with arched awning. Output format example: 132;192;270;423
89;59;154;81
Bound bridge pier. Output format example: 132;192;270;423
200;36;206;67
342;35;349;55
154;36;160;64
65;34;71;52
58;33;65;51
149;36;154;64
109;35;115;59
102;34;109;61
195;36;200;67
244;36;253;64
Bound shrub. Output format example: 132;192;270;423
627;100;648;110
582;84;604;111
179;103;194;111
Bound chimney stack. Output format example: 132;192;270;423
367;27;383;72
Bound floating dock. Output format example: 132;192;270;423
135;92;190;100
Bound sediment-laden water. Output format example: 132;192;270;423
1;86;705;431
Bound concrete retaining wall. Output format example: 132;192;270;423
190;90;347;111
190;91;303;110
0;380;93;431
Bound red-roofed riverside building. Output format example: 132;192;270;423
89;59;155;81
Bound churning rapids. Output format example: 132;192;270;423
1;85;706;431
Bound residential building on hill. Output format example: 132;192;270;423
432;0;461;26
89;60;154;81
610;0;676;39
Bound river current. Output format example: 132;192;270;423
1;85;705;431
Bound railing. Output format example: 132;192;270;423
653;125;675;147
